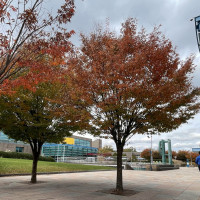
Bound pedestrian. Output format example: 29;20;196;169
195;151;200;171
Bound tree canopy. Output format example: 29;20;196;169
0;82;78;144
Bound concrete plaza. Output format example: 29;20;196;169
0;167;199;200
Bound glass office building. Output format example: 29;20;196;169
74;138;90;147
42;143;98;159
42;136;98;160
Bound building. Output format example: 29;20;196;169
92;139;102;149
42;136;99;160
0;131;32;154
0;132;102;161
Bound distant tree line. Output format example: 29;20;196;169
141;148;199;162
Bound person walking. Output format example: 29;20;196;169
195;151;200;171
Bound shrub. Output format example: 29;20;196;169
38;156;55;162
0;151;55;162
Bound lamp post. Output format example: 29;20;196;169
148;134;153;171
131;148;133;164
150;134;153;171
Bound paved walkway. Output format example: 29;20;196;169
0;167;199;200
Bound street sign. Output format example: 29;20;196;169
195;16;200;52
192;147;200;152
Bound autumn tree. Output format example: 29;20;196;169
176;151;198;162
0;41;90;184
0;0;75;84
141;149;161;161
153;150;162;160
69;18;200;193
141;149;151;161
0;77;89;183
0;0;80;185
176;150;190;161
186;152;199;162
172;151;177;159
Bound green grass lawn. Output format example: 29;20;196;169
0;158;114;175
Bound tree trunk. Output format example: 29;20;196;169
29;140;43;184
116;144;123;192
31;152;39;184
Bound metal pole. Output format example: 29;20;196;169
168;139;172;165
131;149;132;164
57;145;59;163
63;145;65;162
150;134;153;171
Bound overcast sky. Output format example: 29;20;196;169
69;0;200;152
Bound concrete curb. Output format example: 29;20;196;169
0;169;116;177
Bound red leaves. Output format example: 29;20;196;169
10;5;17;12
57;0;75;24
0;0;75;85
19;9;38;30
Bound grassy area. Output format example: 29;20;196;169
0;158;114;175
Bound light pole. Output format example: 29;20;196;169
148;134;153;171
150;134;153;167
190;151;193;166
131;148;133;164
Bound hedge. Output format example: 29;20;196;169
0;151;55;162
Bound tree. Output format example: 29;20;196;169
0;0;78;183
141;148;151;161
0;46;90;183
153;150;162;160
0;0;75;84
176;150;189;161
69;18;200;193
141;149;161;161
172;151;177;159
131;154;137;162
186;152;199;162
0;79;89;183
98;145;114;154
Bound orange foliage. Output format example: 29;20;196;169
69;18;200;139
141;149;151;160
186;151;199;162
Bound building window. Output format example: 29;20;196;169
74;139;90;147
16;147;24;153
